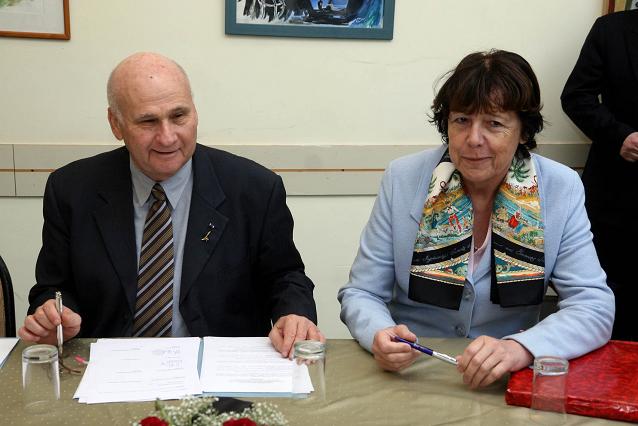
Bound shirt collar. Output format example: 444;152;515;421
130;158;193;209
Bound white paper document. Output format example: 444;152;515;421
200;336;313;396
74;337;202;404
73;336;313;403
0;338;19;368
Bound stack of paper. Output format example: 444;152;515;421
74;337;202;404
73;336;313;404
0;338;19;368
200;336;313;397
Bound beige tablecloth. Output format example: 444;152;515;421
0;338;623;425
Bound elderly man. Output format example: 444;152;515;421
18;52;323;357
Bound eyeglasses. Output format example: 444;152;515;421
59;352;84;375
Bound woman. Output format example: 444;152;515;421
338;50;614;388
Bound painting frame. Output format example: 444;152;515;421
0;0;70;40
606;0;638;13
225;0;395;40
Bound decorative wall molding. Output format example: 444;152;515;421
1;142;590;197
0;144;15;196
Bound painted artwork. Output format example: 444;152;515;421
225;0;395;39
0;0;42;14
0;0;30;7
0;0;69;39
607;0;638;13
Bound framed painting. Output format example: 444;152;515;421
0;0;70;40
606;0;638;13
225;0;395;40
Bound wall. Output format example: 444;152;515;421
0;0;602;338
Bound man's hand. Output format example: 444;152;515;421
371;324;420;372
18;299;81;344
619;132;638;162
269;314;325;358
456;335;533;389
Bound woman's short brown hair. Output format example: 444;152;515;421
430;50;544;158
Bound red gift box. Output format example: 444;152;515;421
505;341;638;423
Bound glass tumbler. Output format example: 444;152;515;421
292;340;326;403
530;356;568;425
22;344;60;414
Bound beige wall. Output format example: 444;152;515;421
0;0;601;337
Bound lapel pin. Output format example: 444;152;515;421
201;222;215;242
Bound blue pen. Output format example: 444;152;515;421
392;336;458;366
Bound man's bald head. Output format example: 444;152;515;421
106;52;199;182
107;52;193;119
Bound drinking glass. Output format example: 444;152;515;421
22;344;60;414
529;356;568;425
292;340;325;403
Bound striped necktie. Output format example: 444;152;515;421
133;183;174;337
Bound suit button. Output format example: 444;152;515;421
464;289;473;300
455;325;466;336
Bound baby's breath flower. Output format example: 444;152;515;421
132;397;287;426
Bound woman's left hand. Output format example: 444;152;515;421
456;335;533;389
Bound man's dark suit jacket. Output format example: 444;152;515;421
561;9;638;226
561;10;638;340
27;144;317;337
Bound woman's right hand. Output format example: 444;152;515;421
372;324;420;371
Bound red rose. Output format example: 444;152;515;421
140;416;169;426
223;418;258;426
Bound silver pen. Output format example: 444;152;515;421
55;291;63;356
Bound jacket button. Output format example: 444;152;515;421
455;325;466;336
464;289;472;300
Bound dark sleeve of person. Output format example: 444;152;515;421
27;172;81;316
560;17;635;148
256;176;317;324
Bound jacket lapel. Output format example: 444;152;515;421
410;145;447;224
93;149;138;313
180;145;228;303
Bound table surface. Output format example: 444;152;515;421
0;338;624;425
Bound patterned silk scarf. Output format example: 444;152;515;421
408;150;545;310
